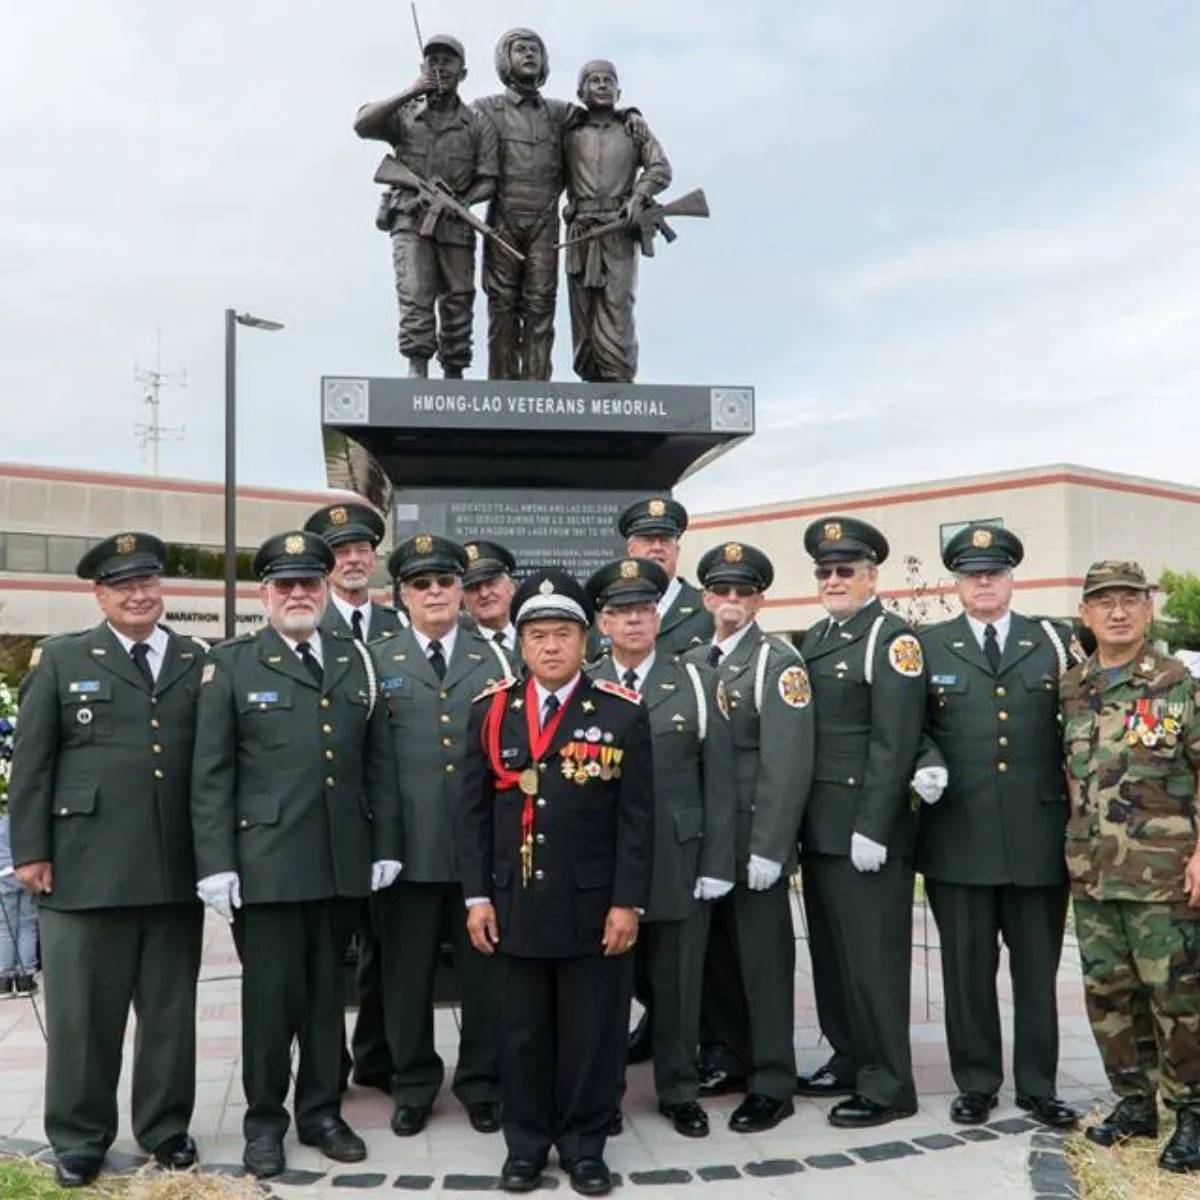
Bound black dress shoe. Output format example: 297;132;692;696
152;1132;198;1169
351;1070;393;1095
391;1103;432;1136
796;1064;854;1097
243;1136;286;1179
466;1101;501;1133
565;1156;613;1196
54;1156;102;1189
828;1094;918;1129
1160;1110;1200;1173
659;1100;709;1138
1016;1094;1080;1129
500;1155;545;1193
1085;1094;1159;1147
729;1093;794;1133
299;1116;367;1163
697;1062;747;1097
605;1108;623;1136
949;1092;997;1126
627;1010;653;1064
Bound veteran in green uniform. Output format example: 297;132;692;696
306;501;405;1093
586;556;736;1138
372;534;514;1138
687;541;814;1133
190;531;401;1179
797;517;923;1128
913;526;1077;1128
8;533;205;1189
1062;560;1200;1174
462;539;520;657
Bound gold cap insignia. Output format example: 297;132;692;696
466;544;479;562
723;543;744;563
414;534;433;554
620;560;639;579
538;578;555;595
647;499;667;518
823;522;843;541
330;506;348;525
971;528;993;549
284;534;306;555
115;533;137;556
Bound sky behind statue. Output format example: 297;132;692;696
2;1;1199;511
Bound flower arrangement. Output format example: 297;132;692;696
0;678;17;810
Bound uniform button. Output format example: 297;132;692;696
445;764;456;774
240;817;249;828
997;761;1009;773
153;769;164;780
995;686;1007;697
442;737;452;747
535;833;545;844
325;749;335;760
322;723;333;734
150;697;157;706
325;776;335;787
440;691;449;700
539;763;547;772
59;807;68;815
997;711;1009;721
320;698;331;709
440;714;451;724
998;736;1009;747
150;718;160;729
847;776;856;785
537;798;547;808
534;869;545;881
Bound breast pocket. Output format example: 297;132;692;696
237;690;295;750
59;680;115;744
929;676;970;723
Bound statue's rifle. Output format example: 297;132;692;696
554;188;710;256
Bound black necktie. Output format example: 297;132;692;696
622;667;639;691
428;639;447;680
707;645;722;668
296;641;323;685
984;624;1002;672
493;630;507;646
130;642;154;690
541;692;560;730
351;610;365;642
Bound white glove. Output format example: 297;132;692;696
371;859;403;891
196;871;242;923
850;833;887;873
1175;650;1200;679
746;856;782;891
693;877;735;901
911;766;948;805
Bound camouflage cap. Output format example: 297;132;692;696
1082;560;1151;598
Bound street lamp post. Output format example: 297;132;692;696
223;308;284;640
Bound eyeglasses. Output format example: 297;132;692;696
814;565;859;581
407;573;459;591
1086;594;1147;615
707;584;758;598
269;577;324;594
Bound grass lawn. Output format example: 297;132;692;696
0;1161;266;1199
1068;1111;1200;1200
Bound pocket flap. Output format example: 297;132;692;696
673;806;704;843
237;795;282;829
237;689;294;713
53;784;98;817
574;859;614;890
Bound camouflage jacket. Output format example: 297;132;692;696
1061;643;1200;902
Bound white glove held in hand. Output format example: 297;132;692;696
1175;650;1200;679
693;877;735;901
746;856;782;891
911;766;949;804
371;860;403;891
196;872;242;923
850;833;888;874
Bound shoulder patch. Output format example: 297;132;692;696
777;663;812;708
201;663;216;684
593;678;642;704
473;677;517;704
888;634;924;677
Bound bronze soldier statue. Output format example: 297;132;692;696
355;35;500;379
562;61;671;383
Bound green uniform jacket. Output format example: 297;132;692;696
321;600;407;642
915;613;1070;887
588;654;737;920
1061;643;1200;903
371;627;514;882
685;623;814;877
658;579;714;661
800;599;925;857
190;626;400;904
8;623;206;911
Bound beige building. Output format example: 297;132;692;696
0;463;390;639
680;463;1200;635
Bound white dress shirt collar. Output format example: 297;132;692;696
966;611;1012;652
412;624;459;663
714;621;754;659
107;623;170;680
611;649;656;691
533;673;581;719
277;628;325;664
330;591;372;630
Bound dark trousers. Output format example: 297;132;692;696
390;230;476;369
499;950;632;1164
483;214;558;380
348;901;391;1081
237;899;357;1142
697;882;796;1100
372;880;498;1107
926;879;1068;1099
40;904;203;1159
802;853;916;1108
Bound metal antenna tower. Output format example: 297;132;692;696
133;328;187;474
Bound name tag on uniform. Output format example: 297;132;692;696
68;680;101;694
380;676;405;693
931;674;957;685
500;747;521;760
247;691;279;704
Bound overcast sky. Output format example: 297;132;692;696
3;1;1199;514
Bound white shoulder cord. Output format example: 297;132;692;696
485;637;516;682
862;614;887;686
1040;619;1069;676
350;639;378;717
684;662;708;741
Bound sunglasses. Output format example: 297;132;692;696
814;565;860;581
707;584;758;598
407;573;459;591
269;577;324;593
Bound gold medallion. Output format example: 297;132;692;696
284;534;305;555
414;533;433;554
116;533;136;555
330;506;348;525
518;767;539;795
648;499;667;517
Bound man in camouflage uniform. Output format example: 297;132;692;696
1062;560;1200;1174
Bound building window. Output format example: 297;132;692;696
47;535;90;576
939;517;1004;554
5;533;48;573
0;531;256;582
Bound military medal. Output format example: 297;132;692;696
518;767;539;795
